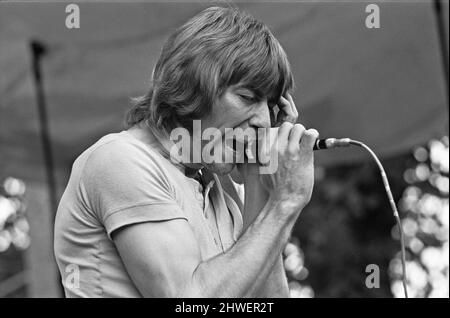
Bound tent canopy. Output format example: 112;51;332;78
0;0;448;183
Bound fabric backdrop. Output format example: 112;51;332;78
0;0;448;183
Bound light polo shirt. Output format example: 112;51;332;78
54;130;243;297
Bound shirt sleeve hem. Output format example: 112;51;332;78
104;202;187;240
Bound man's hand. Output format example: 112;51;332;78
259;123;319;214
271;92;299;127
237;92;318;216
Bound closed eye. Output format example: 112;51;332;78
239;94;258;103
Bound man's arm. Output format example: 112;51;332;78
113;197;295;297
239;163;289;298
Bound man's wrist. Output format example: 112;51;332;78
272;196;303;214
259;198;302;228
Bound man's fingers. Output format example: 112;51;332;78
286;93;299;119
276;95;297;125
257;127;271;166
278;122;293;152
299;129;320;151
287;124;305;155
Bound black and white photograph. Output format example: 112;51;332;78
0;0;448;301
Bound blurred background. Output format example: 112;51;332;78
0;0;448;298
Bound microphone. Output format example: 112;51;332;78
313;138;352;150
239;136;352;162
231;127;352;152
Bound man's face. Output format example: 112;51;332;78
198;85;272;175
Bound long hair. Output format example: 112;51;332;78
125;6;294;133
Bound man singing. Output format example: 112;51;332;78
54;6;319;297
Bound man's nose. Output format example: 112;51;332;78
248;100;271;128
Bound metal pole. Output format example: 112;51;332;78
29;40;58;219
29;40;64;297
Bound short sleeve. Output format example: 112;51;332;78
80;139;187;239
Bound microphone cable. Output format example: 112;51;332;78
317;138;409;298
